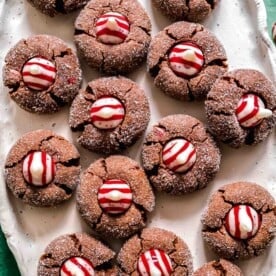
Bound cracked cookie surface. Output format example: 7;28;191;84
76;155;155;239
3;34;82;113
193;259;243;276
201;182;276;260
141;114;221;195
5;129;81;207
69;76;150;154
205;69;276;147
27;0;88;16
37;233;118;276
152;0;218;22
147;21;228;101
74;0;151;75
118;227;193;275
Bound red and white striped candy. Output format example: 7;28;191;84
90;97;125;129
22;56;56;90
60;257;95;276
162;138;196;173
137;249;173;276
96;12;130;44
236;94;272;128
22;151;55;186
98;179;132;214
225;205;261;240
169;42;204;78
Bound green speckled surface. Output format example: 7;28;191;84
264;0;276;40
0;1;275;276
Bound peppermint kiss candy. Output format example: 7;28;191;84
225;205;261;240
98;179;132;214
90;97;125;129
22;56;56;90
169;42;204;78
96;12;130;44
236;94;272;128
22;151;55;186
162;138;196;173
137;249;173;276
60;257;95;276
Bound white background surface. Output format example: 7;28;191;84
0;0;276;275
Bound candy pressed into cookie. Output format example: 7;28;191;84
76;155;155;239
193;259;243;276
118;227;193;275
205;69;276;147
74;0;151;74
147;21;228;101
152;0;218;22
141;114;221;195
202;182;276;260
69;76;150;154
3;34;82;113
37;233;118;276
5;129;81;207
27;0;88;16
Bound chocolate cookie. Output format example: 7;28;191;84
205;69;276;147
201;182;276;260
27;0;88;16
141;114;221;195
118;227;193;275
152;0;218;22
193;259;243;276
76;155;155;239
3;34;81;113
5;129;81;207
147;21;228;101
37;233;118;276
69;76;150;154
74;0;151;75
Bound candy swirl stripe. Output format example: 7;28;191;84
162;139;196;173
225;205;261;239
138;249;173;276
90;97;125;129
23;151;55;186
96;12;129;44
22;57;56;90
236;94;264;127
169;42;204;78
98;179;132;214
60;257;94;276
